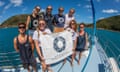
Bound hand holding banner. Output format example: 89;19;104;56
40;31;73;64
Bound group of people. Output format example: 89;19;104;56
13;5;89;72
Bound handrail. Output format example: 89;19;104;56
0;51;17;55
117;55;120;66
97;33;119;59
96;37;113;72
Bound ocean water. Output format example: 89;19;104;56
0;28;120;68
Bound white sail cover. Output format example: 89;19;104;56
40;31;73;64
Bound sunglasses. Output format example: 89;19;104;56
39;23;45;26
71;22;75;24
47;8;52;10
19;26;26;29
80;27;84;28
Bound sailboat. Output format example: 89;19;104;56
0;0;120;72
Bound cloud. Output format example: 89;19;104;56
0;16;2;18
40;9;45;12
75;14;80;17
22;7;27;13
1;0;23;14
102;9;119;14
96;0;101;2
10;0;23;7
86;0;90;1
4;4;12;10
115;0;120;2
0;1;5;7
88;16;93;19
84;5;91;8
77;4;81;7
99;17;105;20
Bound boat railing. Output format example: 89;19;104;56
0;51;22;69
117;55;120;66
96;34;120;72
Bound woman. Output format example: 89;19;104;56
64;20;77;66
26;6;40;37
33;19;52;72
75;23;88;65
13;23;37;72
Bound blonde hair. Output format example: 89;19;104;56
36;19;46;38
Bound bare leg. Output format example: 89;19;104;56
78;52;82;65
47;65;53;72
32;66;37;72
70;52;76;66
41;62;47;72
63;59;66;64
27;67;30;72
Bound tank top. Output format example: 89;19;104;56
16;36;33;63
76;32;86;51
29;15;39;30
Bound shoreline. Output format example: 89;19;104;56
97;28;120;33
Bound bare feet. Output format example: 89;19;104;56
70;61;73;67
48;67;53;72
78;60;80;65
63;59;66;64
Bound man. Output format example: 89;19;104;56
26;6;40;37
64;8;75;28
53;7;65;33
43;5;54;32
13;23;37;72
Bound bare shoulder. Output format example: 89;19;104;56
28;35;33;41
13;37;17;43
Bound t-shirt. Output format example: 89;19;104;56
43;13;54;32
53;14;65;28
64;14;75;28
33;28;51;47
65;27;77;41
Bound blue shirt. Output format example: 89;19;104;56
53;14;65;27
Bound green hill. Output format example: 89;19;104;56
0;14;29;28
96;15;120;31
0;14;120;31
86;15;120;31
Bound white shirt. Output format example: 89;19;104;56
64;14;75;28
65;27;77;41
33;28;51;47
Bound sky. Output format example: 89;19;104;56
0;0;120;24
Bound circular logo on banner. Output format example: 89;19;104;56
54;36;66;52
33;19;38;27
58;17;64;23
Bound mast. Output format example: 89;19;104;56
81;0;96;72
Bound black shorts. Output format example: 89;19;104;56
22;58;37;69
76;48;86;52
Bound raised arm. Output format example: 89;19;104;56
13;37;19;52
26;16;31;30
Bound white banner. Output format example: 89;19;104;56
40;31;73;64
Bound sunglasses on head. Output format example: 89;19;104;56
19;26;26;29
